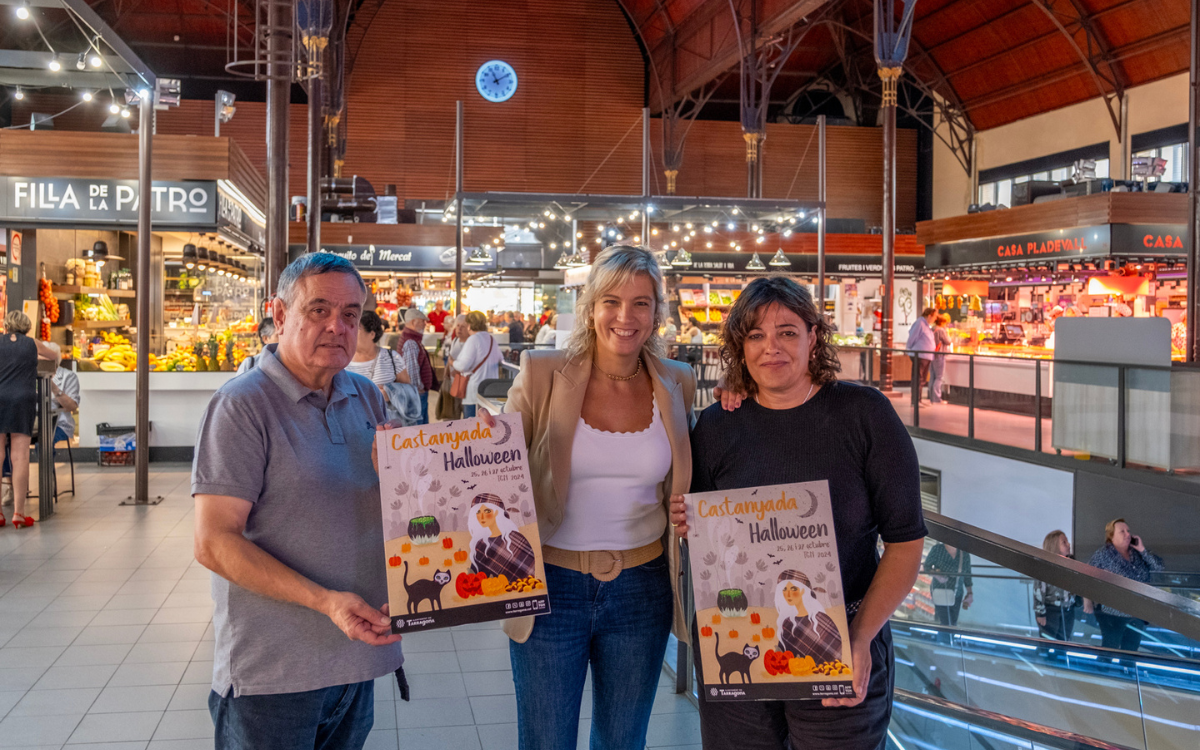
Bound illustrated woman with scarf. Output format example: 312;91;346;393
468;493;536;581
774;569;843;666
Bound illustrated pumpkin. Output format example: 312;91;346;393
700;626;713;638
401;543;412;553
454;550;469;563
752;635;760;642
480;575;510;596
443;559;453;567
455;572;482;598
750;612;761;624
728;630;738;638
761;627;776;639
789;655;816;676
763;649;796;676
387;555;402;568
442;537;454;549
418;556;430;565
711;614;722;624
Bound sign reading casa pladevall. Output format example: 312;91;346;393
925;224;1187;269
0;177;217;227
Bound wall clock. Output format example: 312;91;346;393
476;60;517;103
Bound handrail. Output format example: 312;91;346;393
893;690;1142;750
925;511;1200;643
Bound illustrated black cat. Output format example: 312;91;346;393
403;561;451;614
714;632;760;685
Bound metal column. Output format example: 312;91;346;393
817;115;827;314
880;79;897;391
265;0;292;295
306;73;322;255
454;101;464;316
130;92;158;506
1189;0;1200;361
642;107;650;245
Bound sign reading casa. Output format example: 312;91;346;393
996;235;1089;258
926;223;1187;269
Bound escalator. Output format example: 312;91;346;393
883;513;1200;750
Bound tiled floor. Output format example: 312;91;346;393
0;463;701;750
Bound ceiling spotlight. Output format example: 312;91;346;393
81;90;93;101
76;52;87;70
48;56;62;72
13;86;24;101
782;229;792;238
89;53;102;68
756;235;765;244
672;224;680;232
109;101;120;114
732;207;740;215
15;3;29;20
703;225;713;234
727;222;736;231
120;108;130;118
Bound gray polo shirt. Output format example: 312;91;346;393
192;344;403;697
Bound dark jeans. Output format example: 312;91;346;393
510;556;674;750
1095;612;1144;652
208;680;375;750
695;621;895;750
463;404;477;418
418;392;429;425
916;359;931;391
1040;605;1075;642
933;589;963;627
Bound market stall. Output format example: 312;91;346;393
1;130;267;453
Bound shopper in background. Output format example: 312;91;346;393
427;299;450;334
437;314;470;421
0;311;57;527
453;311;502;419
1035;530;1078;642
905;307;937;402
929;314;952;404
670;275;926;750
192;252;404;749
481;245;695;750
506;310;526;344
539;305;552;327
346;310;413;392
925;541;973;627
235;317;279;374
534;312;557;347
41;342;80;446
1084;518;1165;651
399;307;437;425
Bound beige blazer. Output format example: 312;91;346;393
501;348;696;644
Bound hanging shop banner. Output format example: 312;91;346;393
684;481;854;701
218;191;266;248
290;243;498;271
0;177;217;227
376;414;550;632
926;224;1189;269
665;251;923;275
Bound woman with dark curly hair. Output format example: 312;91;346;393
669;276;927;750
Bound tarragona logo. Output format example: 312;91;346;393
1143;233;1183;248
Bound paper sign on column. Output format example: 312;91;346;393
684;481;854;701
376;414;550;633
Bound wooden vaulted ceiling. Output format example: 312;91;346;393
617;0;1190;131
1;0;1189;131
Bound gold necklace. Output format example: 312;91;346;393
594;357;642;381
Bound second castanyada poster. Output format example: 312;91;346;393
376;414;550;633
684;481;854;701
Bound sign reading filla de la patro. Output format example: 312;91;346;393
0;177;217;226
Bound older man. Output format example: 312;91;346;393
397;307;435;425
193;253;403;750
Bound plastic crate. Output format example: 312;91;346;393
96;423;137;467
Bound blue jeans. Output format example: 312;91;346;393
510;555;674;750
418;392;429;425
208;680;375;750
462;404;477;418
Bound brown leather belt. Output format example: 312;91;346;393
543;540;663;582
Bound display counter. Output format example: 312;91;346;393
76;371;233;449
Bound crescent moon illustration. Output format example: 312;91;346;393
799;490;818;518
493;418;513;446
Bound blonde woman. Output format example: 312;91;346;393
1035;530;1077;641
481;245;696;750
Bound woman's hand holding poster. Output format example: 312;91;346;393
684;481;854;701
376;414;550;632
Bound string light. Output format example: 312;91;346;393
48;56;62;72
15;3;29;20
81;90;93;101
13;87;24;100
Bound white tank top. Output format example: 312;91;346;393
547;403;673;551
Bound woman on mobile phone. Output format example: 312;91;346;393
1083;519;1164;652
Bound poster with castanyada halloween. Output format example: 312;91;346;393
376;414;550;633
684;481;853;701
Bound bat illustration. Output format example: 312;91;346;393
461;479;470;484
466;484;477;490
734;518;744;524
751;489;758;496
773;559;783;565
767;553;776;558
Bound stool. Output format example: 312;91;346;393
53;437;75;499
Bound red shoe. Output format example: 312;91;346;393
0;515;5;527
11;515;34;528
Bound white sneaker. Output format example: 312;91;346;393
1;481;12;507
